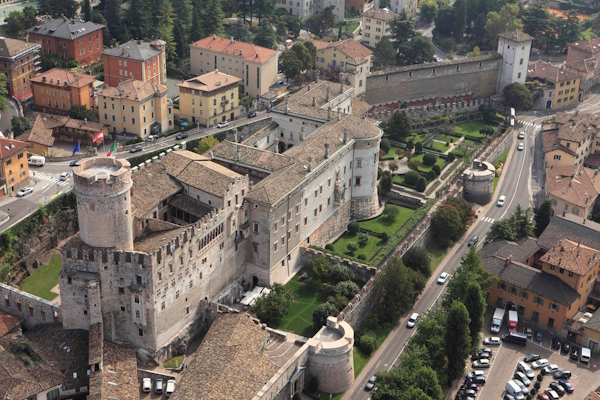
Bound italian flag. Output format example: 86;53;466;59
107;141;116;157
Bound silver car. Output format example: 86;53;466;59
514;371;530;386
17;187;33;197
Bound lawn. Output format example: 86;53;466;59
353;322;394;376
493;176;499;193
436;133;460;143
410;153;448;173
380;147;404;160
405;134;427;144
20;255;62;301
163;355;185;369
497;145;511;164
453;121;487;138
336;22;360;32
425;241;449;274
358;204;414;234
425;141;450;153
331;232;383;261
271;274;329;337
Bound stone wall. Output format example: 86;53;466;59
0;283;62;328
226;117;273;143
308;201;351;248
486;128;514;164
370;98;489;120
300;247;376;284
350;192;379;220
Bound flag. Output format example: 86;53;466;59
72;141;80;157
92;129;103;143
107;141;116;157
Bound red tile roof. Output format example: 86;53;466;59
312;39;372;64
190;36;278;64
527;61;581;83
0;136;29;160
0;310;22;338
30;68;96;88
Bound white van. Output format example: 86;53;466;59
28;155;45;166
581;347;591;363
506;380;525;400
166;379;176;397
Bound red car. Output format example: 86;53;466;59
537;394;549;400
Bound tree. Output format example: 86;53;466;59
403;246;431;276
379;170;393;194
397;34;435;65
380;139;391;153
432;203;464;247
255;19;276;50
92;12;112;45
291;42;313;70
39;0;79;19
221;0;240;18
375;256;415;323
202;0;225;37
463;282;486;353
346;242;359;254
126;0;152;40
307;13;323;35
285;15;302;37
11;116;33;137
313;302;339;327
445;246;497;305
521;0;553;51
309;255;331;281
557;10;581;52
252;283;293;325
69;105;99;122
504;83;533;111
334;281;360;298
416;177;426;192
483;107;496;125
414;141;423;154
391;10;416;45
385;109;412;141
254;0;276;23
434;6;454;37
171;0;193;27
103;0;125;41
158;0;177;60
420;0;438;23
5;11;26;37
432;164;441;175
534;200;553;237
279;50;302;80
329;264;355;282
467;46;482;58
423;153;437;166
373;37;397;70
321;6;336;31
276;20;288;40
446;197;474;226
189;3;204;42
227;21;253;43
452;0;467;42
348;221;360;234
385;204;399;222
83;0;93;21
409;306;447;372
195;135;219;154
445;300;471;384
484;4;521;48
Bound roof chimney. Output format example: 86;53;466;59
326;86;330;102
312;96;316;107
307;156;313;172
137;40;141;45
213;34;216;39
285;97;289;114
300;126;305;141
343;128;348;144
324;142;329;159
122;48;126;55
327;105;331;121
307;84;311;91
237;144;241;161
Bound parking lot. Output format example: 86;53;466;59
455;311;599;399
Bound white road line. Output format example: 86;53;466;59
501;131;528;220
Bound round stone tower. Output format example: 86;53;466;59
462;159;496;205
73;157;134;250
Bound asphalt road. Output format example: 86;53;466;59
0;98;21;137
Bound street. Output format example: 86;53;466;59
0;98;21;137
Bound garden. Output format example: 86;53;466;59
20;255;62;302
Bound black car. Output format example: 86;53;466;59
553;370;571;380
570;346;579;361
176;133;188;140
70;159;80;167
460;383;479;392
558;379;573;394
247;111;257;118
561;341;570;354
129;145;143;153
549;382;565;396
524;353;541;363
457;389;476;398
478;348;493;356
471;352;491;361
468;235;479;246
551;337;561;349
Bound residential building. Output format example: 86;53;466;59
0;136;29;196
30;68;96;115
0;37;40;101
98;79;172;138
345;0;365;14
526;60;582;109
177;70;240;126
101;39;167;87
546;165;600;219
16;114;55;155
189;35;279;99
27;17;104;66
361;8;396;48
374;0;418;16
276;0;315;20
564;57;597;94
583;309;600;352
316;0;345;23
312;39;372;95
566;38;600;77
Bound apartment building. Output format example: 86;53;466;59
316;0;345;23
177;70;240;127
527;61;582;109
361;8;396;48
0;37;41;101
566;38;600;77
102;39;167;87
189;35;279;99
98;79;172;138
375;0;418;16
545;165;600;219
30;68;96;115
312;39;371;95
0;136;29;196
27;17;104;66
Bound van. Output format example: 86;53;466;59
28;155;45;166
502;332;528;346
166;379;176;397
155;379;163;394
581;347;591;364
516;361;534;379
506;380;525;400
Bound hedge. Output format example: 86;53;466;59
126;145;177;167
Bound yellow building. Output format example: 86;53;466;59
583;310;600;352
546;165;600;219
0;136;30;196
361;8;396;48
527;61;582;109
98;79;172;138
177;70;241;127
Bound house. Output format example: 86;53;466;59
189;35;279;99
583;309;600;353
177;70;241;126
375;0;418;16
361;8;396;48
527;61;582;109
545;165;600;219
17;114;55;155
312;39;372;95
101;39;167;87
97;79;172;138
0;136;29;196
30;68;97;115
346;0;365;14
0;37;41;101
566;38;600;77
316;0;345;24
564;57;597;93
27;16;104;66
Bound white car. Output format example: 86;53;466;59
518;143;524;151
518;131;525;139
59;172;69;181
531;358;549;369
17;187;33;197
483;337;501;345
543;364;559;375
497;195;506;207
437;272;449;284
407;313;419;328
166;379;176;397
472;359;490;368
217;121;229;128
514;371;531;386
513;379;528;395
544;389;560;400
147;135;159;141
142;377;152;392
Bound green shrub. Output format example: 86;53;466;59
404;170;420;185
377;167;382;180
534;381;541;390
359;233;369;245
432;164;441;175
416;177;426;192
381;232;389;242
347;242;359;253
406;140;414;150
537;374;543;382
348;221;360;234
540;369;546;376
423;153;437;166
357;254;367;260
329;264;355;282
380;139;391;153
0;265;9;283
526;395;532;400
447;152;456;162
415;142;423;154
427;170;436;181
334;280;360;298
327;294;350;310
293;392;302;400
385;204;399;222
359;331;377;354
530;388;537;396
325;243;334;251
310;256;332;281
313;302;339;327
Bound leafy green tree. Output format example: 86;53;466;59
158;0;177;60
11;116;33;137
252;283;294;325
221;0;240;18
479;125;495;135
557;10;580;52
379;170;393;194
521;0;553;51
334;281;360;298
404;170;420;185
445;246;497;305
534;200;553;237
445;300;471;384
347;242;359;254
279;50;302;80
92;12;112;45
484;4;521;48
380;139;391;153
423;153;437;166
173;21;188;60
313;302;339;327
391;10;416;46
452;0;467;42
385;204;399;222
254;0;276;23
467;46;482;58
229;20;253;42
432;203;464;247
285;15;302;37
464;282;486;353
321;6;336;31
409;305;447;372
420;0;439;22
446;197;473;226
254;19;276;49
307;13;323;35
69;105;99;122
126;0;152;40
195;135;219;154
102;0;125;40
483;107;497;125
202;0;225;37
433;6;454;37
189;3;204;42
416;177;426;192
504;83;533;111
413;366;444;399
403;246;431;276
373;37;397;70
83;0;93;21
5;11;26;37
291;42;313;70
375;256;415;323
171;0;193;27
385;109;412;141
276;20;287;39
329;264;355;282
38;0;79;18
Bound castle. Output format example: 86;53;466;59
59;78;381;361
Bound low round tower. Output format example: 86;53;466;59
73;157;134;250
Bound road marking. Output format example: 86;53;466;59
500;131;528;220
29;171;69;186
481;217;495;224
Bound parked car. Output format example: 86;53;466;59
535;331;543;342
69;159;80;167
483;337;501;345
513;379;529;395
437;272;449;284
524;354;541;363
17;187;33;197
166;379;176;397
561;342;570;354
531;359;549;369
467;371;485;379
247;111;257;118
553;370;571;380
468;235;479;246
517;361;534;379
155;379;163;394
537;394;550;400
217;121;229;128
551;337;561;349
478;348;492;355
460;383;479;392
176;133;188;140
549;382;565;396
59;172;69;181
504;395;516;400
465;374;486;385
558;379;573;394
142;378;152;392
543;364;559;375
407;313;419;328
544;388;559;400
518;131;525;139
471;352;490;361
129;145;143;153
147;135;159;141
457;389;476;398
518;143;524;151
570;346;579;361
514;371;531;386
525;328;533;338
472;359;490;368
365;375;376;391
497;195;506;207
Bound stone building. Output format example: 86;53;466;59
462;159;495;205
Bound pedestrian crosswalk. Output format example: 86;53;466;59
481;216;495;224
29;171;70;186
518;121;542;129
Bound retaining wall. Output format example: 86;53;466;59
0;283;62;327
486;128;514;164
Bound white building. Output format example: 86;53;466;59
497;30;534;95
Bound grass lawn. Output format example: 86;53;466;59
436;133;459;143
453;121;487;138
0;26;7;35
493;176;499;193
405;134;427;144
426;241;449;274
410;153;447;173
380;147;404;160
354;323;394;376
426;141;450;153
332;232;383;261
163;355;185;369
336;22;360;32
497;145;511;164
307;390;343;400
358;204;414;234
20;255;62;301
392;174;405;185
271;274;329;337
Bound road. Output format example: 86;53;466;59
0;98;21;137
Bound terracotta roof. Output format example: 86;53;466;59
538;215;600;251
0;37;39;59
554;111;599;143
0;310;22;338
568;38;600;54
0;137;29;161
190;36;278;64
34;113;69;129
177;70;241;92
17;115;54;148
100;79;168;101
546;165;600;208
527;60;581;83
566;58;597;73
102;39;163;61
168;193;213;218
539;239;600;276
497;30;534;42
64;118;104;133
312;38;372;64
542;129;575;156
176;160;241;197
161;150;210;177
27;17;104;40
362;7;397;21
101;341;138;400
170;313;279;400
131;162;181;219
30;68;96;88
